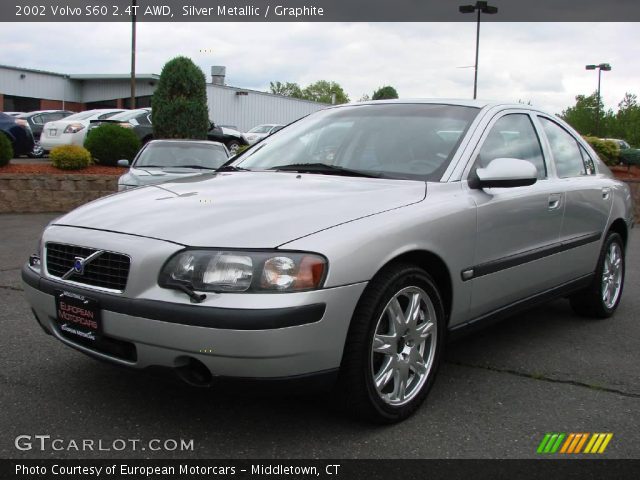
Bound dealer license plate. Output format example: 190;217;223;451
55;291;101;342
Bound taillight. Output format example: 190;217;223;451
63;123;85;134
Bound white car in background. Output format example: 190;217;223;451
40;109;124;151
244;123;284;145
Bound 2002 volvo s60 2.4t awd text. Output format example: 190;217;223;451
23;100;633;423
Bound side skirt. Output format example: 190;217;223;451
447;274;594;341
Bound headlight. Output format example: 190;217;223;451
64;123;85;134
159;250;327;293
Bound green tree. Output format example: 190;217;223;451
560;92;615;137
372;85;399;100
269;81;304;99
301;80;350;104
152;56;209;139
560;92;601;136
614;93;640;146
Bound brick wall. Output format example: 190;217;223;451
0;174;117;213
40;99;85;112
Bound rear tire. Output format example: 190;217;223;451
28;141;44;158
570;232;625;318
338;263;445;423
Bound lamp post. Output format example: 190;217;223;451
130;0;137;109
459;1;498;100
585;63;611;137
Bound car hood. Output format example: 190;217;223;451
220;126;243;137
54;172;426;248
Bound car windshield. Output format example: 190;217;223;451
248;125;274;134
134;142;228;169
234;104;478;181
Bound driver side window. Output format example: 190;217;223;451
472;114;547;180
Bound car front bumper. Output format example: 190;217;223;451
22;263;366;381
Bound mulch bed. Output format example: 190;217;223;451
0;163;125;175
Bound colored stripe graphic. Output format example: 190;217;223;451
538;433;613;454
537;433;566;454
584;433;614;454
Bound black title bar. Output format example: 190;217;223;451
5;0;640;22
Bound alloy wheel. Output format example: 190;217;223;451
370;286;437;406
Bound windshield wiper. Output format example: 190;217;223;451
174;165;218;170
269;163;381;178
217;165;250;172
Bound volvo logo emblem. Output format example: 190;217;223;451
62;250;105;280
73;257;85;275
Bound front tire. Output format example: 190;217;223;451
338;263;445;423
570;232;625;318
226;140;241;156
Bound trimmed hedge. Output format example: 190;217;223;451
84;124;141;166
583;136;620;166
0;133;13;167
152;56;209;139
50;145;92;170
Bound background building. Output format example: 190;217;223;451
0;64;326;132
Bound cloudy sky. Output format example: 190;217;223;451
1;22;638;113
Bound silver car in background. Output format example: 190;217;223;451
22;100;633;423
117;139;229;191
244;123;285;145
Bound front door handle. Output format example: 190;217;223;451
602;187;612;200
548;193;562;211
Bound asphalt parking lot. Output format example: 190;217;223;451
1;213;638;459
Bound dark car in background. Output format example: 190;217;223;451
207;122;248;155
0;112;35;157
88;108;153;145
17;110;73;157
89;108;248;154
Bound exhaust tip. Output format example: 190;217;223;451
174;356;214;387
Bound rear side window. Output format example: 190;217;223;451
578;145;597;175
474;113;547;179
538;117;586;178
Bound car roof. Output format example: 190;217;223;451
17;110;73;117
340;98;545;111
147;139;225;147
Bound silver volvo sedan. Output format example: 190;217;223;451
22;100;634;423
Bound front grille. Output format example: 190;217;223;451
46;243;130;292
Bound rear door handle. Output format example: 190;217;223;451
602;187;612;200
548;193;562;211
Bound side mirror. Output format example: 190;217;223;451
474;158;537;189
209;121;215;131
117;159;130;168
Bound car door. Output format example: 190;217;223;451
536;116;613;281
463;111;566;318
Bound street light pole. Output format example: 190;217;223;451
130;0;137;109
459;1;498;100
585;63;612;137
